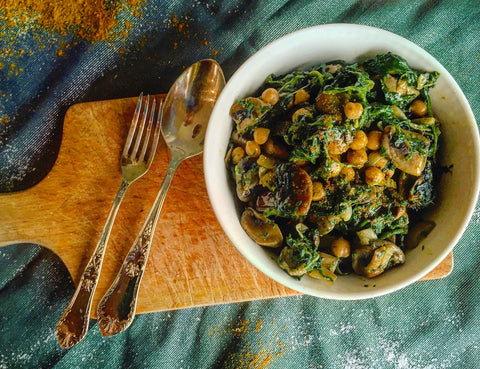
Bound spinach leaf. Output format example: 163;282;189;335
323;64;374;102
363;52;412;75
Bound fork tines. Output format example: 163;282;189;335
123;93;163;167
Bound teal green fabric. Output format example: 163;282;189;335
1;1;480;368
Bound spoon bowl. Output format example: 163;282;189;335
96;59;225;336
162;60;225;157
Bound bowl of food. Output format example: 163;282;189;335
204;24;480;299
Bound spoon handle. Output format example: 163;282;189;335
56;179;130;348
96;154;183;336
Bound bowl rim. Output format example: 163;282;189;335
204;23;480;300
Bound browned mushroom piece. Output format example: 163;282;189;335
234;157;259;202
382;125;430;176
411;117;437;126
326;130;353;155
307;252;339;282
240;207;283;248
263;138;289;159
289;166;313;216
231;131;248;146
352;240;405;278
384;75;419;98
315;92;343;114
277;247;308;276
309;215;335;236
229;97;269;133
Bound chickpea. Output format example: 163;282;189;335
327;160;342;177
350;130;368;150
245;140;261;157
292;108;311;122
259;171;275;189
325;64;341;74
294;88;310;105
231;146;245;164
312;182;326;201
364;166;385;185
344;102;363;119
263;138;289;159
257;154;276;169
327;140;348;155
368;151;388;168
410;99;428;117
253;127;270;145
331;237;351;258
261;88;279;105
340;166;355;181
347;148;368;168
366;130;383;151
293;158;308;166
385;169;395;180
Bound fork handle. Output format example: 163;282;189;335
56;179;130;349
96;155;183;336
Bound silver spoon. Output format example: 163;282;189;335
96;59;225;336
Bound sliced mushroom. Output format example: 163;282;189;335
255;190;275;212
230;97;269;133
382;125;430;176
356;228;378;246
224;145;233;166
231;131;248;146
307;252;339;283
391;105;407;120
290;166;313;216
384;75;419;97
412;117;437;126
310;215;335;236
384;75;398;93
278;247;308;276
295;222;309;238
234;157;259;202
240;207;283;248
396;79;419;98
352;240;405;278
273;164;313;217
338;204;352;222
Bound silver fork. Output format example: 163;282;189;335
56;93;162;349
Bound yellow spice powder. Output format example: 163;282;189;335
0;0;144;43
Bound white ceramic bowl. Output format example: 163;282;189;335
204;24;480;299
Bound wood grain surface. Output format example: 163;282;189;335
0;96;453;317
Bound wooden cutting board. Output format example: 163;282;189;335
0;96;453;317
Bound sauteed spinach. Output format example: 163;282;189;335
225;53;441;282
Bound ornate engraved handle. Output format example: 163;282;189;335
96;155;182;336
56;179;130;349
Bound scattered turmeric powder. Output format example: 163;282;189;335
210;318;287;369
254;319;263;332
171;15;189;35
0;0;144;43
